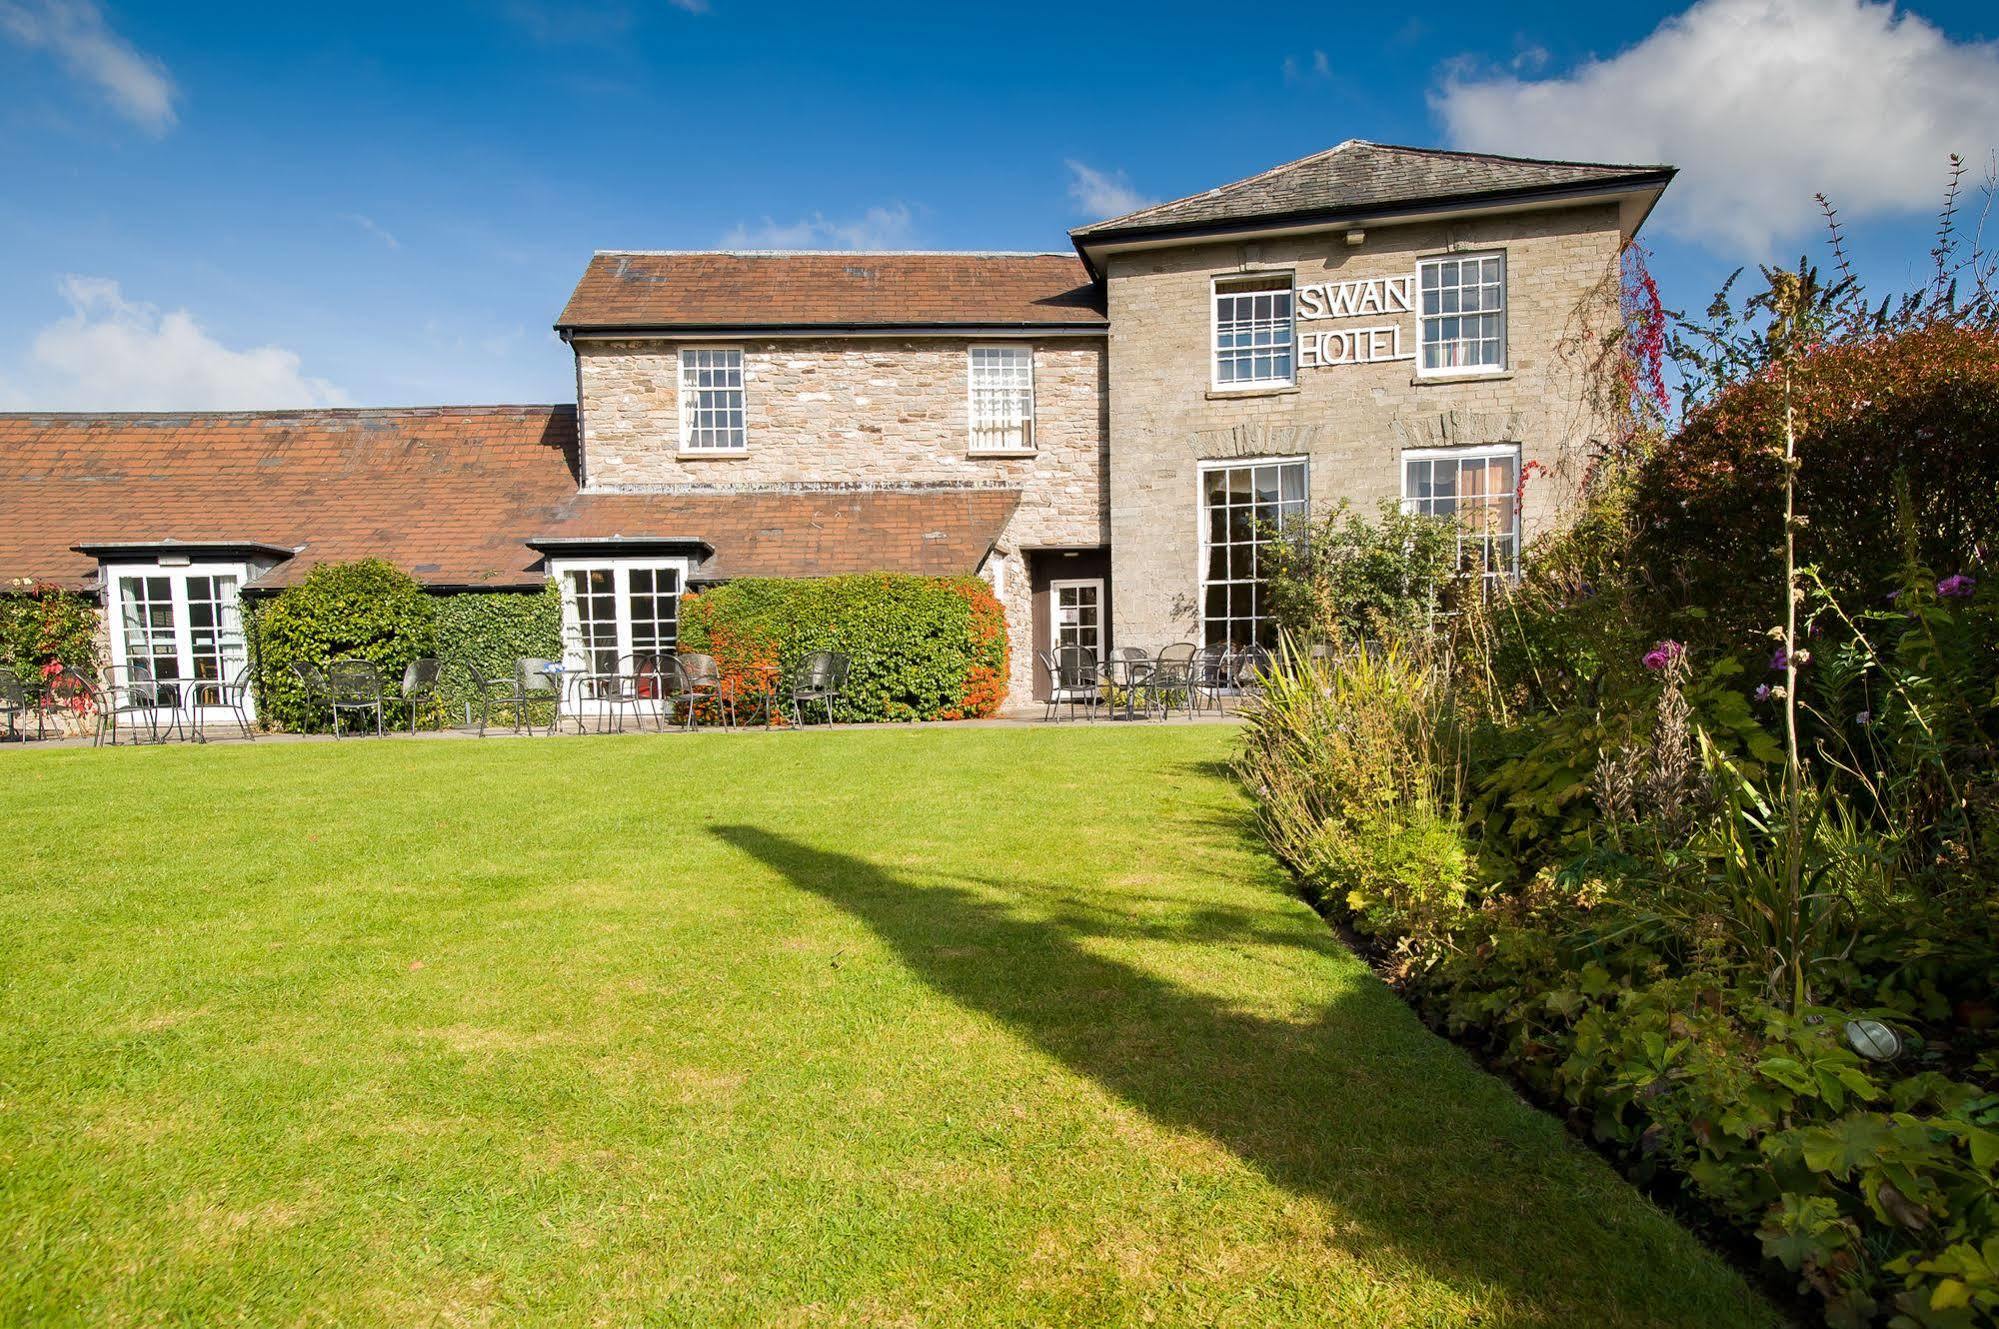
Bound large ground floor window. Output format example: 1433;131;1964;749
105;563;251;716
1200;457;1308;648
553;557;688;702
1401;445;1521;587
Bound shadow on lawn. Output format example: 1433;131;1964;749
710;824;1772;1327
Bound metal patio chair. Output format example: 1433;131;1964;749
1191;643;1234;714
326;659;385;738
789;651;846;726
290;661;332;731
460;661;520;736
1235;644;1274;701
648;654;700;733
188;663;256;741
401;658;443;735
1150;642;1198;720
0;666;27;741
514;658;564;735
676;652;726;726
81;665;168;746
1043;645;1103;723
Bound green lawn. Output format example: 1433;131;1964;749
0;726;1775;1327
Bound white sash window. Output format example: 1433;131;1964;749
968;345;1035;452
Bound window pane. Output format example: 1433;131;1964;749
1418;254;1506;372
1213;276;1295;387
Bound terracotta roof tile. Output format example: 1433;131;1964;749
0;407;1018;593
556;252;1105;331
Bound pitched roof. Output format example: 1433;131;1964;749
0;407;1017;592
555;251;1105;332
1070;140;1674;245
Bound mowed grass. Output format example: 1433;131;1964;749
0;726;1775;1327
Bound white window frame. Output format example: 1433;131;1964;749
551;554;693;714
1210;272;1297;392
1048;577;1106;664
677;345;747;453
1196;455;1309;648
1414;251;1507;377
103;560;254;723
966;344;1036;454
1400;444;1523;583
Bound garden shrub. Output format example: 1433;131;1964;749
250;560;437;732
677;573;1008;722
432;584;562;722
1260;500;1463;644
0;580;98;686
1632;324;1999;645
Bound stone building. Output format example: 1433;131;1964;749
0;141;1672;716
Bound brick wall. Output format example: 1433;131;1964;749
1103;203;1625;649
574;337;1111;704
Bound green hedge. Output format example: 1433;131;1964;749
433;584;562;722
678;573;1008;722
249;561;438;732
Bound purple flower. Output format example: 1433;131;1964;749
1753;684;1772;703
1770;646;1790;672
1856;710;1873;727
1938;574;1977;600
1642;640;1684;671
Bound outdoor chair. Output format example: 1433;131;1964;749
326;659;385;738
647;654;700;733
676;652;727;726
1150;642;1198;719
1105;645;1155;720
401;658;443;734
83;665;168;746
0;666;26;741
514;658;563;735
290;661;332;731
1043;645;1102;723
1235;644;1274;700
461;662;520;736
1191;644;1234;713
789;651;845;726
188;663;256;741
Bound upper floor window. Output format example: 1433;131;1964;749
967;345;1035;453
1403;445;1520;585
1212;274;1295;389
679;347;745;452
1417;253;1506;374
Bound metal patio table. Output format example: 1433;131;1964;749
1101;653;1157;721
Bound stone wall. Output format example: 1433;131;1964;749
574;337;1111;704
1102;203;1626;648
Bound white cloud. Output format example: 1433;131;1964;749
343;213;400;250
0;276;349;410
1432;0;1999;253
1066;160;1154;220
0;0;175;134
666;0;709;11
722;203;915;249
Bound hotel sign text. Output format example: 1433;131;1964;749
1294;274;1415;370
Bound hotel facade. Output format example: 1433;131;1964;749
0;141;1673;710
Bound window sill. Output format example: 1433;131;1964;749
967;449;1038;459
1205;383;1299;401
1410;370;1513;386
676;448;749;459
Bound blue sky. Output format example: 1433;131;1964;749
1;0;1994;409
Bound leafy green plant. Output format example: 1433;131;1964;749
677;573;1008;723
432;584;562;723
0;579;98;691
249;560;438;732
1259;500;1463;645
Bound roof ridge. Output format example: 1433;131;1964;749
1359;140;1676;174
1081;139;1369;230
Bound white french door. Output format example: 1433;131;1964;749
1050;579;1105;663
105;563;252;721
553;558;687;713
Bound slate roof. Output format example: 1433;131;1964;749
555;251;1105;332
1070;140;1674;244
0;407;1018;592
